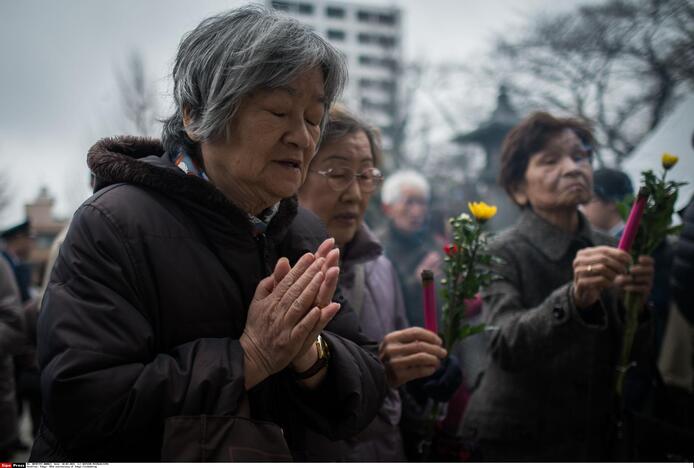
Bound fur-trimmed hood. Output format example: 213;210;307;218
86;135;298;239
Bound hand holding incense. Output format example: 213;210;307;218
421;269;438;334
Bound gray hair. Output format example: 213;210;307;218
381;169;431;205
161;5;348;158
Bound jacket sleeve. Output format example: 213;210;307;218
482;243;610;371
671;200;694;324
389;258;410;330
276;285;387;441
38;204;246;450
0;257;25;356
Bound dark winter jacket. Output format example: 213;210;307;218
461;209;653;461
672;199;694;324
303;224;408;461
30;137;387;462
0;257;24;450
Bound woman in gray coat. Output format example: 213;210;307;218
461;112;655;461
298;106;449;461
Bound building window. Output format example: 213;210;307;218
298;3;314;14
326;6;345;18
379;13;396;25
358;55;397;70
359;78;396;92
272;1;291;11
357;32;373;44
271;1;314;15
357;11;372;22
356;10;396;25
357;32;396;48
327;29;346;41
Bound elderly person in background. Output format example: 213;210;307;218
298;106;449;461
31;7;386;462
461;112;655;461
378;170;443;328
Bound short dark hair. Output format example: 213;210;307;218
317;104;383;168
499;111;596;204
592;167;633;203
0;220;30;241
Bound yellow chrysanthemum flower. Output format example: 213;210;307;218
468;201;497;222
661;152;679;170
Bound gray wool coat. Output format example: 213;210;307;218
461;209;653;461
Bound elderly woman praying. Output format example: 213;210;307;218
31;6;386;462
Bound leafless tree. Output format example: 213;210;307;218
489;0;694;166
116;50;158;136
394;61;491;167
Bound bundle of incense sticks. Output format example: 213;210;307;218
421;269;438;333
618;187;648;252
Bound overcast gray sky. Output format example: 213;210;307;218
0;0;601;226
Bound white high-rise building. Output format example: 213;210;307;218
267;0;403;161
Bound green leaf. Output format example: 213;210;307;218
665;225;683;236
459;323;487;340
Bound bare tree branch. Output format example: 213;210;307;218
116;50;158;136
489;0;693;166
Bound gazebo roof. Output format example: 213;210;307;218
453;85;519;144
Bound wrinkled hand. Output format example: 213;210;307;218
240;246;340;387
614;255;654;301
416;251;443;279
572;246;631;309
271;238;342;372
379;327;447;388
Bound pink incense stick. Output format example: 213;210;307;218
618;187;648;252
421;269;438;333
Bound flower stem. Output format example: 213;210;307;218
615;291;643;399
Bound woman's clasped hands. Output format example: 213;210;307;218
241;238;341;389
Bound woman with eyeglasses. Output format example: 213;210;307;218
298;106;450;461
460;112;655;461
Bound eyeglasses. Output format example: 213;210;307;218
310;167;384;193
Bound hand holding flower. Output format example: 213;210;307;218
614;255;654;300
379;327;447;388
572;246;631;309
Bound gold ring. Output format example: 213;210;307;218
587;264;593;273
